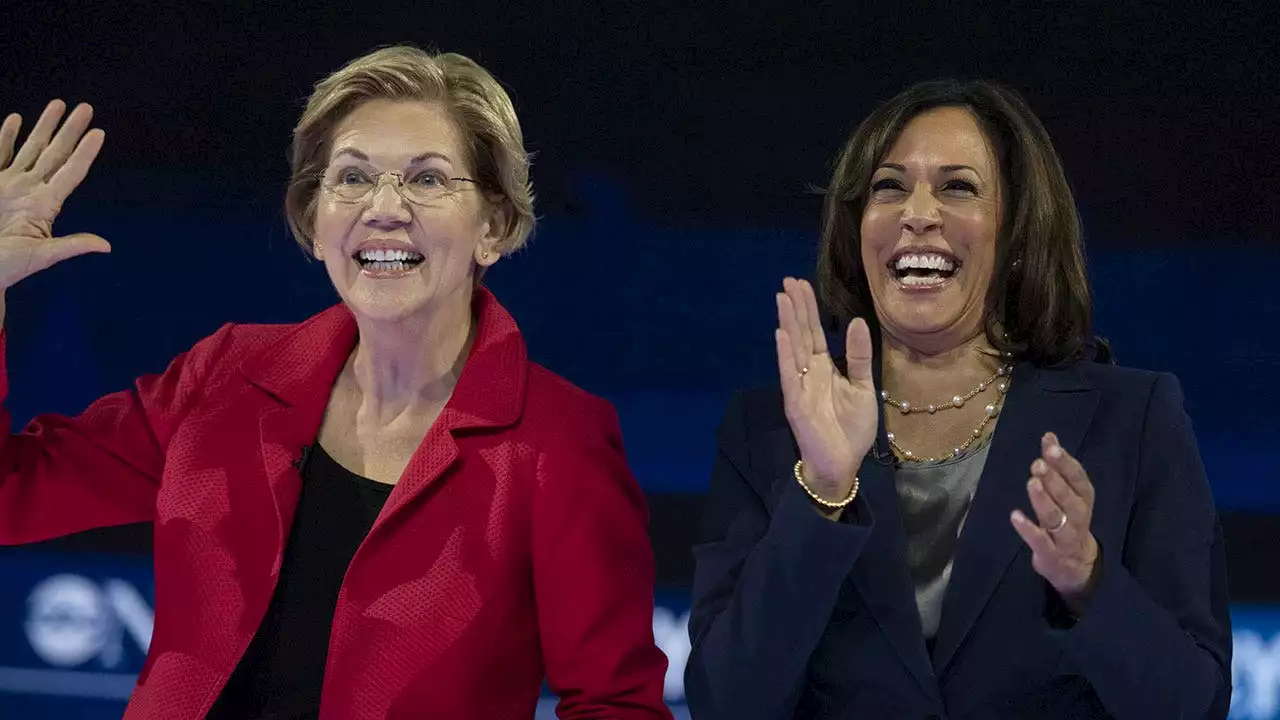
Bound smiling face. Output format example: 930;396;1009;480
312;99;502;325
860;106;1004;352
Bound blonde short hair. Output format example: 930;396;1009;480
285;46;535;254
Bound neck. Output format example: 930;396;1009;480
881;328;1003;402
347;297;475;426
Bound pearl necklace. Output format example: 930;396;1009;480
881;362;1013;414
882;361;1014;463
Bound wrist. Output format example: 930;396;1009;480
794;460;859;514
1058;552;1103;617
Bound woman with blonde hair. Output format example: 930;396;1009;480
0;46;671;719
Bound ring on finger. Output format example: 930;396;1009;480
1047;512;1068;533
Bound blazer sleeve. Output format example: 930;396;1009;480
531;395;673;720
684;392;875;720
0;324;231;545
1064;373;1233;719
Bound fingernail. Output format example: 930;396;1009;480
1047;445;1063;460
1031;459;1047;475
1011;510;1025;524
1028;478;1041;493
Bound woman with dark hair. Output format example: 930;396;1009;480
685;80;1230;719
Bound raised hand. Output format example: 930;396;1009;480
1011;432;1101;615
0;100;110;292
775;277;878;503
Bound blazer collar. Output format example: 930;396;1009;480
928;360;1100;674
836;352;1100;687
238;285;527;431
238;287;529;575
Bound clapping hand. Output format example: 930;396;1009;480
1011;432;1101;615
775;278;877;506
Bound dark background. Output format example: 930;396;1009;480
3;1;1278;595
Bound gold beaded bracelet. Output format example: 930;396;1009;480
793;460;859;509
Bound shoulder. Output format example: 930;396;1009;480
1039;360;1180;411
1040;361;1195;451
521;362;622;442
165;316;339;396
1081;363;1194;437
178;321;299;371
520;365;644;503
213;322;298;357
719;385;788;442
1069;360;1161;390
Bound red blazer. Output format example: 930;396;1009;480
0;288;671;719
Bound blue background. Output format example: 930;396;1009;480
6;182;1276;505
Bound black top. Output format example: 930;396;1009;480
209;444;393;720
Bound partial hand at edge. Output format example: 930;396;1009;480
0;99;110;297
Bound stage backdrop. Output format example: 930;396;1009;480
0;183;1276;717
2;1;1276;715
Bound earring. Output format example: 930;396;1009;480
314;241;323;257
481;251;491;260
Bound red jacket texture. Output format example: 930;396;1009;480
0;287;671;719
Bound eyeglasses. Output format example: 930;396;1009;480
320;168;480;206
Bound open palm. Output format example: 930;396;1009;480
0;100;109;292
776;278;878;500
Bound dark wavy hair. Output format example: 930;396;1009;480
816;79;1094;366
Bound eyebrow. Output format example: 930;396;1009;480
876;163;980;174
330;147;456;166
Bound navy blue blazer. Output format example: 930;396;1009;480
686;360;1231;719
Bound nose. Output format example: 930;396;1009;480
901;182;942;235
362;181;412;227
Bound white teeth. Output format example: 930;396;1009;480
901;273;946;286
358;248;422;263
894;253;955;272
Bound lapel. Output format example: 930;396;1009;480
809;350;941;700
239;304;356;576
929;361;1100;675
368;288;527;539
849;452;942;700
850;356;942;701
237;287;527;570
760;425;937;701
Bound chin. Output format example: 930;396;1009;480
340;285;428;325
879;301;975;343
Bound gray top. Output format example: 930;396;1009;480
893;437;993;639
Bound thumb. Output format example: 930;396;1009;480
844;317;873;385
35;233;111;273
49;233;111;260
